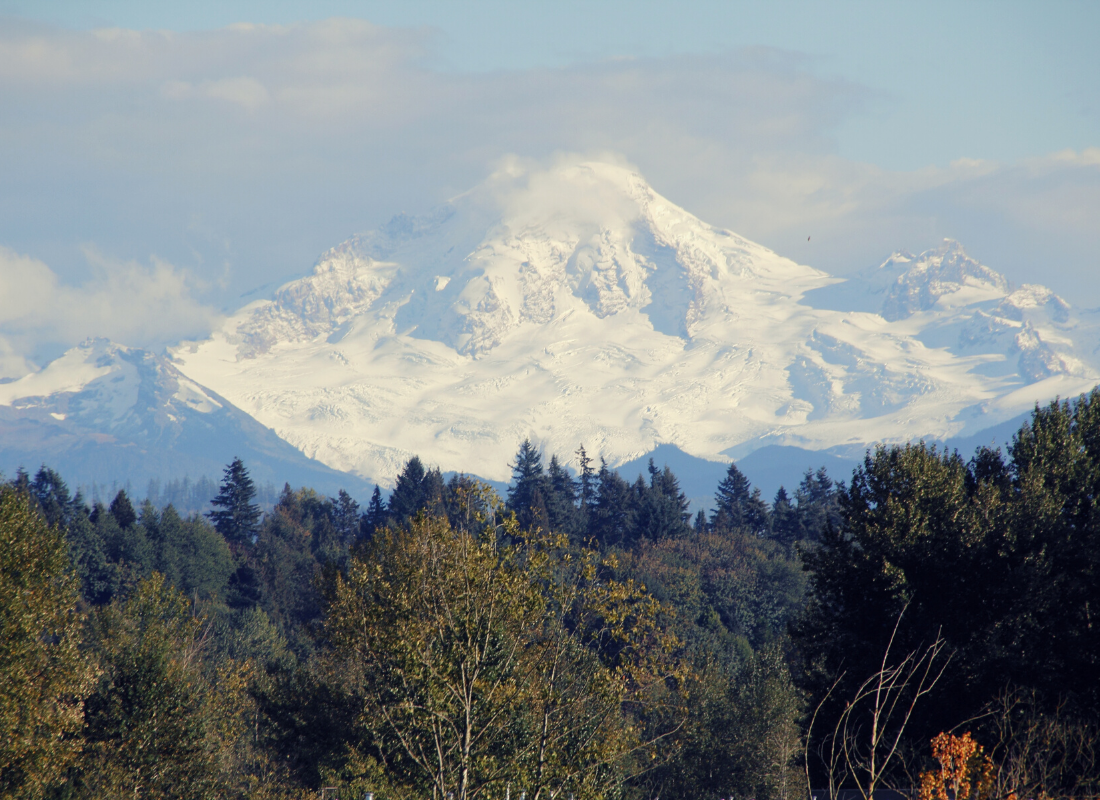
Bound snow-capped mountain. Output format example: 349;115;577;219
168;160;1100;486
806;240;1099;384
0;338;371;495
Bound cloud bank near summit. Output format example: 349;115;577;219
0;246;220;375
0;17;1097;376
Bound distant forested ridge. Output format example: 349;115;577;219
1;393;1098;799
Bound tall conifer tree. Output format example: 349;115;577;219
507;439;549;532
207;457;261;547
362;486;387;538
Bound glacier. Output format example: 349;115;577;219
154;160;1100;486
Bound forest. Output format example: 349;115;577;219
1;392;1099;800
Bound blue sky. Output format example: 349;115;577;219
0;1;1097;372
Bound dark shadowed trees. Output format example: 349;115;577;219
388;456;444;524
361;485;386;538
507;438;550;532
712;462;769;535
636;460;692;541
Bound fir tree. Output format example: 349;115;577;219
333;489;360;544
575;444;597;517
507;439;549;532
712;462;769;534
422;466;446;518
770;485;802;545
589;459;635;548
206;457;261;547
31;466;78;529
109;489;137;530
712;462;751;529
794;467;842;541
361;485;387;538
545;454;581;539
389;457;435;525
636;460;692;540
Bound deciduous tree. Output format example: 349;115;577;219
320;493;682;800
0;487;95;799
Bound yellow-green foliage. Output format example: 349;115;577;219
319;501;683;800
0;486;94;800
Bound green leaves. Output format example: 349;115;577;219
796;390;1100;787
0;487;94;800
79;574;226;800
319;500;682;800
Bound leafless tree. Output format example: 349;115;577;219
985;688;1099;800
805;605;951;800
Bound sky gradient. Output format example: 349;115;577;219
0;1;1097;373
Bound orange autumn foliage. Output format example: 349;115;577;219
919;732;995;800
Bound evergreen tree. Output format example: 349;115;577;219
361;485;387;538
711;462;769;534
97;501;154;587
422;466;446;518
67;503;114;605
589;460;636;548
206;457;261;547
141;500;179;586
714;462;752;519
11;467;30;494
575;443;597;519
27;468;113;605
744;487;770;536
794;467;842;541
636;460;692;540
333;489;360;545
109;489;137;530
388;456;431;523
507;439;549;532
545;454;581;539
769;486;802;546
31;466;79;530
251;485;325;656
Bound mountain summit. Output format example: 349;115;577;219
169;161;1098;485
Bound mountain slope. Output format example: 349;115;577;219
0;338;372;496
167;161;1099;486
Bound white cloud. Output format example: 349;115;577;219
203;76;270;110
0;16;1097;330
0;246;221;376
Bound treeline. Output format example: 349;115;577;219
367;442;841;550
2;392;1099;799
